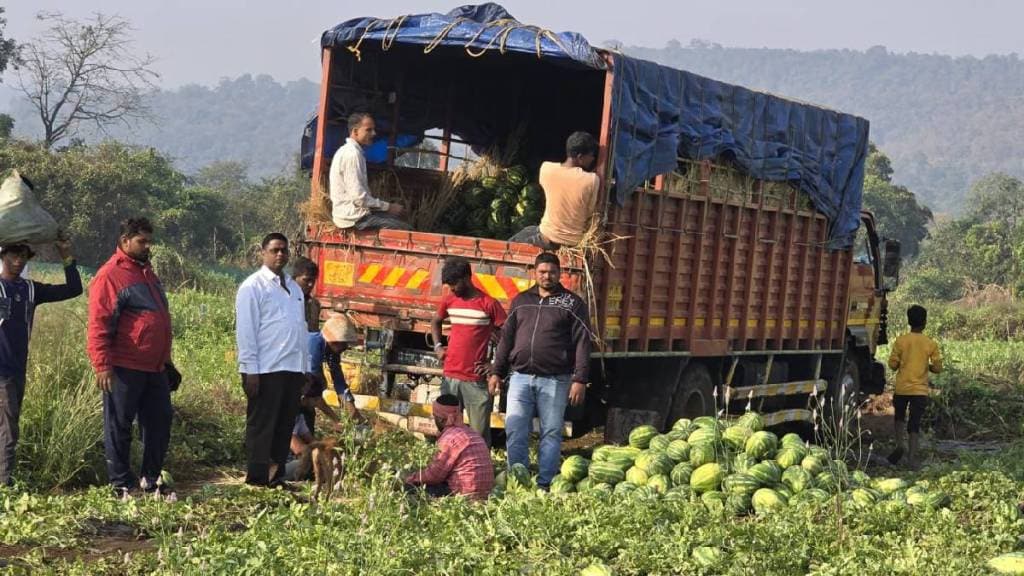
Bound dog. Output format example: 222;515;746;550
293;438;346;501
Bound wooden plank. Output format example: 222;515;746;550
721;201;744;342
665;194;689;348
310;48;334;204
793;212;815;347
758;207;779;350
739;186;765;349
808;218;827;348
774;210;797;349
827;244;844;348
640;177;666;349
594;65;617;349
705;197;730;341
618;192;646;351
687;177;711;348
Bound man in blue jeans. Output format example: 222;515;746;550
488;252;591;488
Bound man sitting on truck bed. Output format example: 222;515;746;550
329;112;410;231
509;131;600;248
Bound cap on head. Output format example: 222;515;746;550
0;244;34;259
322;315;359;343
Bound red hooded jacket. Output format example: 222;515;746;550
87;249;173;373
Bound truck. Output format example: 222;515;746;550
300;4;901;441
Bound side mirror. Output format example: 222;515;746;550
882;239;901;287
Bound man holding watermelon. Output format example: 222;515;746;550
488;252;591;488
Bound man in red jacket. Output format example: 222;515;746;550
87;218;174;499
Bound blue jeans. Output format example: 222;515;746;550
505;372;570;487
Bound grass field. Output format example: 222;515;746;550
2;275;1023;575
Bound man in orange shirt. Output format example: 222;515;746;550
886;304;943;469
509;132;599;249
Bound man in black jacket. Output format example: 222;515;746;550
488;252;591;488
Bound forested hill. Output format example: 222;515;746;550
8;44;1024;213
624;42;1024;214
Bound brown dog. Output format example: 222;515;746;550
294;438;346;501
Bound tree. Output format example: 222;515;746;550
0;7;20;77
861;144;933;258
15;12;158;148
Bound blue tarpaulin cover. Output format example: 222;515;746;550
316;3;870;246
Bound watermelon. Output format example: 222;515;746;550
791;487;830;505
690;463;725;494
579;563;613;576
832;460;849;479
560;455;590;482
775;446;805;470
780;432;805;449
907;491;950;509
693;416;719;430
689;443;716;468
747;461;782;485
745;431;779;460
634;451;655;474
591;445;614;462
672;417;694;432
588;462;626;485
664;486;692;503
732;452;756;473
626;466;649;486
591;483;614;495
801;455;825;477
851;470;871;487
613;446;642;459
723;473;761;496
723;426;752;451
607;455;635;471
508;463;533;489
726;492;753;516
872;477;909;495
773;484;793;500
887;489;908;504
808;446;830;460
815;471;839;492
480;176;499;190
494;470;508;490
666;440;691;463
614;481;638;495
576;477;593;492
666;429;689;442
688;427;718;446
752;487;788;514
782;466;812;494
701;490;727;512
633;485;658;499
692;546;724;568
736;411;765;432
988;552;1024;575
648;453;674;476
550;478;576;494
851;488;878;507
647;474;671;494
649;434;672;453
670;463;694;487
629;425;659;449
504;166;528;187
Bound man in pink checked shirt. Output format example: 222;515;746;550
402;394;494;501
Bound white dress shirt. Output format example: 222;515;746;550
329;137;390;228
235;266;310;375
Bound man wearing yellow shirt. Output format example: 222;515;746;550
886;305;942;469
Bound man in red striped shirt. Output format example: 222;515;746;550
403;395;494;501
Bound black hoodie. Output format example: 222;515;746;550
492;284;591;383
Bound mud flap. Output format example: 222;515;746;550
863;361;886;395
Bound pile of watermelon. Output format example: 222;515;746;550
493;411;951;517
437;165;545;239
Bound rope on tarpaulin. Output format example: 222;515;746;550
346;14;572;62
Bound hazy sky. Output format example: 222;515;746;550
5;0;1024;87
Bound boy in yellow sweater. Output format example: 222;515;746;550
886;305;943;469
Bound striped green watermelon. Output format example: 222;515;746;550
851;470;871;487
851;488;878;507
872;477;909;495
607;454;636;471
701;490;727;512
670;463;694;487
689;443;716;467
722;426;752;451
801;455;825;476
815;471;838;492
688;426;719;446
576;477;592;492
782;466;812;493
773;484;793;500
634;451;656;474
560;455;590;482
723;473;761;496
775;446;806;469
745;430;779;460
588;462;626;485
629;425;659;449
672;417;694;433
633;485;659;499
736;411;765;432
664;486;692;503
614;481;638;495
752;487;788;514
626;466;649;485
693;416;720;430
732;452;756;473
550;477;576;494
793;487;831;504
647;474;671;494
649;434;672;453
988;552;1024;575
726;492;753;516
508;463;533;489
692;546;724;568
666;429;689;442
808;446;830;460
666;440;691;463
780;432;805;449
690;463;725;493
613;446;643;459
747;461;782;485
591;445;614;462
591;483;614;495
648;453;675;476
579;563;613;576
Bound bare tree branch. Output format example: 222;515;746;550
15;11;159;148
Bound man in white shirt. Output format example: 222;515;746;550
235;233;310;487
330;112;410;231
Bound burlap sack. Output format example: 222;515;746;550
0;170;59;245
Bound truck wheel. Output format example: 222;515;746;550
666;364;715;429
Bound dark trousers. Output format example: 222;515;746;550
893;394;928;433
103;367;173;490
0;373;26;485
244;371;302;486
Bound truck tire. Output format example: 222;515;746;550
666;363;715;429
